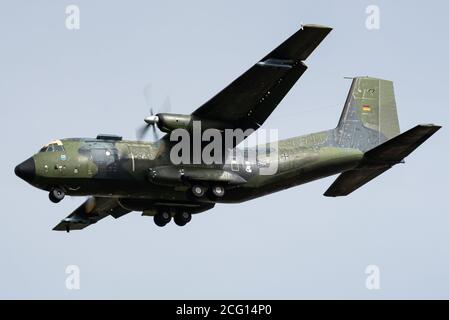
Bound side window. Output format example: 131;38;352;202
46;144;54;152
91;149;107;163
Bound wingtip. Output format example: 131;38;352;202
302;24;333;31
417;124;442;130
323;191;345;197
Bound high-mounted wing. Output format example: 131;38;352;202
192;24;332;131
53;197;131;231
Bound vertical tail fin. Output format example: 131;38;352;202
336;77;400;151
325;77;441;197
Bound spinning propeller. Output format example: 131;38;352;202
136;84;171;141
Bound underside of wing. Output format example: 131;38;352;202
192;25;332;132
53;197;131;231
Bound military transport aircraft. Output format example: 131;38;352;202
15;25;440;232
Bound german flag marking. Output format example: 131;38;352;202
362;105;371;112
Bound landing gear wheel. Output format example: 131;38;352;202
49;187;65;203
191;185;206;198
174;211;192;226
154;211;171;227
211;185;225;197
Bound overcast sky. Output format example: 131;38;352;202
1;0;448;299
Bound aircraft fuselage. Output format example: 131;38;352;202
16;131;364;208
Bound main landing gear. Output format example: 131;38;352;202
174;211;192;226
49;187;65;203
191;185;206;197
153;210;192;227
190;184;225;199
211;185;225;197
153;210;172;227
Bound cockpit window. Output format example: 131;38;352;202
53;145;64;152
39;142;65;153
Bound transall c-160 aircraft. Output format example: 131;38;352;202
14;25;441;232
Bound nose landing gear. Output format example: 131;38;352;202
49;187;65;203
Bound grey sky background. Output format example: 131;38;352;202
1;0;448;299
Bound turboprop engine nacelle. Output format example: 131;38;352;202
145;113;192;133
144;113;230;134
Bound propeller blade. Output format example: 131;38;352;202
143;84;152;108
136;124;150;141
136;84;171;141
151;124;159;141
160;96;172;113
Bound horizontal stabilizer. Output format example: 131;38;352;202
324;124;441;197
323;166;390;197
364;124;441;164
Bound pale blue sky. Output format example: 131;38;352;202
1;0;448;299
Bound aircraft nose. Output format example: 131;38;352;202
15;157;36;183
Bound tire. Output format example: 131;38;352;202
191;185;205;197
211;185;225;197
49;188;65;203
154;211;171;227
174;211;191;226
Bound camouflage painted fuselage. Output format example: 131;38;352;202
30;131;363;205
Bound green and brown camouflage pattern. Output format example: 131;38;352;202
26;76;438;202
14;23;441;231
18;73;440;232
